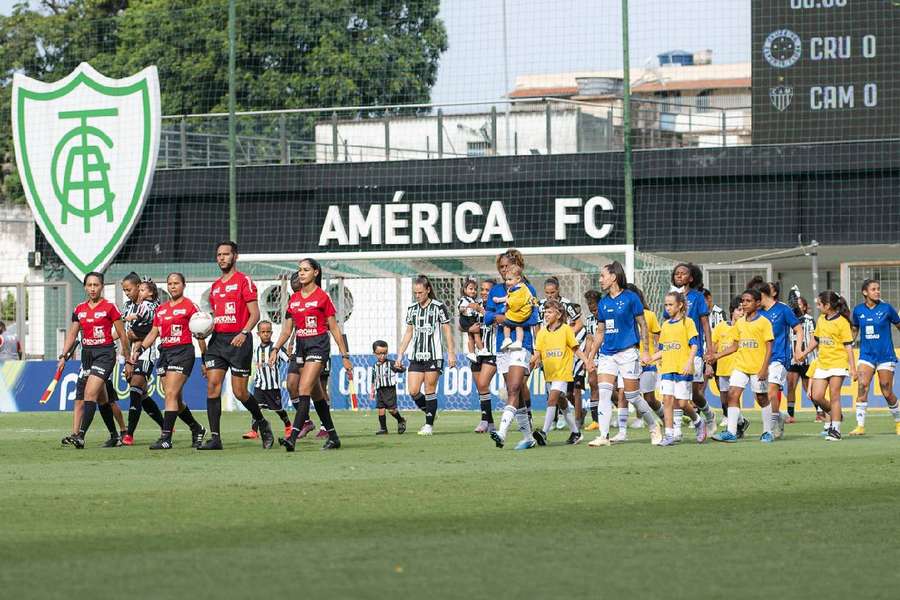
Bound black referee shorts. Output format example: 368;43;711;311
204;332;253;377
157;345;196;378
81;345;116;382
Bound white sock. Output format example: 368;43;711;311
727;407;740;435
665;427;674;437
771;409;780;431
628;392;656;428
673;409;683;436
889;401;900;422
856;402;867;427
597;383;614;438
832;420;841;433
565;406;579;433
515;407;533;441
761;404;773;434
543;406;557;435
498;405;515;439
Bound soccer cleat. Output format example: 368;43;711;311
398;418;407;434
322;436;341;450
316;427;328;439
825;428;842;442
673;433;683;444
102;436;122;448
712;431;737;443
759;431;775;443
610;429;628;443
375;429;388;435
284;424;292;438
555;415;567;430
658;435;677;447
585;422;599;431
532;429;547;446
737;418;751;439
417;424;433;436
278;437;296;452
197;436;223;450
121;434;134;446
191;426;206;449
297;420;316;439
149;437;173;450
465;352;478;363
71;435;85;449
474;420;488;433
61;434;75;446
514;438;536;450
566;431;583;445
848;426;865;436
820;428;830;437
242;430;259;440
490;430;505;448
588;435;610;447
650;427;663;446
256;419;275;450
695;420;708;444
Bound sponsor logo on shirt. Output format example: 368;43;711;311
739;340;760;349
225;284;238;292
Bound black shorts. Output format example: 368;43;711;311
294;333;330;365
787;364;810;376
287;353;301;376
204;332;253;377
375;387;398;409
131;346;155;378
471;354;496;373
157;345;196;378
409;359;443;373
255;388;283;411
570;373;586;390
75;368;118;402
81;345;116;381
459;315;479;332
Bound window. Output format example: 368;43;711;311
467;141;490;157
696;90;712;112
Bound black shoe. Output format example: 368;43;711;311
191;426;206;449
825;428;842;442
375;429;388;435
256;419;274;449
102;436;122;448
322;436;341;450
197;435;223;450
149;437;173;450
397;418;407;434
71;435;85;449
533;429;547;446
278;437;296;452
737;418;751;439
61;434;76;446
566;431;583;445
490;430;504;448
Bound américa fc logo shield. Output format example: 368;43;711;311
11;63;161;281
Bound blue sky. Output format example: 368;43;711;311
0;0;749;104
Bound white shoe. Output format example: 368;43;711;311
555;416;567;430
650;427;663;446
588;436;611;447
465;352;478;363
417;424;433;436
610;429;628;443
476;347;492;357
499;338;513;351
673;433;683;443
507;339;522;351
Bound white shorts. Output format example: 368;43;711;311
497;348;531;376
546;381;568;394
729;370;767;394
813;368;849;380
768;361;788;390
660;377;692;400
857;359;896;372
692;356;706;383
640;370;657;394
716;376;730;393
597;347;640;381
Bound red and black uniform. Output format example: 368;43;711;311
72;299;121;381
154;298;200;378
205;271;257;376
285;287;336;366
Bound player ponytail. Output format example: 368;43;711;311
602;261;627;290
299;258;323;287
122;271;141;286
760;281;780;300
414;275;436;300
746;275;765;291
818;290;851;321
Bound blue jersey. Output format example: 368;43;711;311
760;302;799;366
597;289;643;355
852;301;900;364
484;281;537;352
665;289;709;354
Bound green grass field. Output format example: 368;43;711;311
1;409;898;600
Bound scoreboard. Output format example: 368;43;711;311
752;0;899;144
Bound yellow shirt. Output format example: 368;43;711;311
641;309;661;358
658;317;699;375
711;321;737;377
733;314;774;374
505;284;534;323
535;323;578;382
813;314;853;370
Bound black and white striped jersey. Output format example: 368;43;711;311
123;299;158;339
405;299;451;361
710;304;725;331
791;313;817;366
254;342;289;391
538;296;579;323
573;309;588;376
481;318;496;357
583;313;598;337
456;295;481;318
371;360;403;389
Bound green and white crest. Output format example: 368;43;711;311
12;63;160;281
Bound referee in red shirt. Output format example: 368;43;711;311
198;241;274;450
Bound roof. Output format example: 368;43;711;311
508;86;578;99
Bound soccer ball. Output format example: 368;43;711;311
189;312;214;338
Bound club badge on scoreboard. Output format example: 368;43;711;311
763;29;802;69
769;85;793;112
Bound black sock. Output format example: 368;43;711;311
787;402;795;418
251;420;259;432
240;394;265;421
162;410;178;441
390;409;404;422
141;395;164;427
479;393;493;423
378;414;387;430
425;393;438;426
207;396;222;436
412;393;426;412
313;399;337;438
591;404;599;423
79;401;98;436
291;397;300;412
289;396;311;441
275;409;290;426
99;402;118;436
126;388;143;435
177;406;200;429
